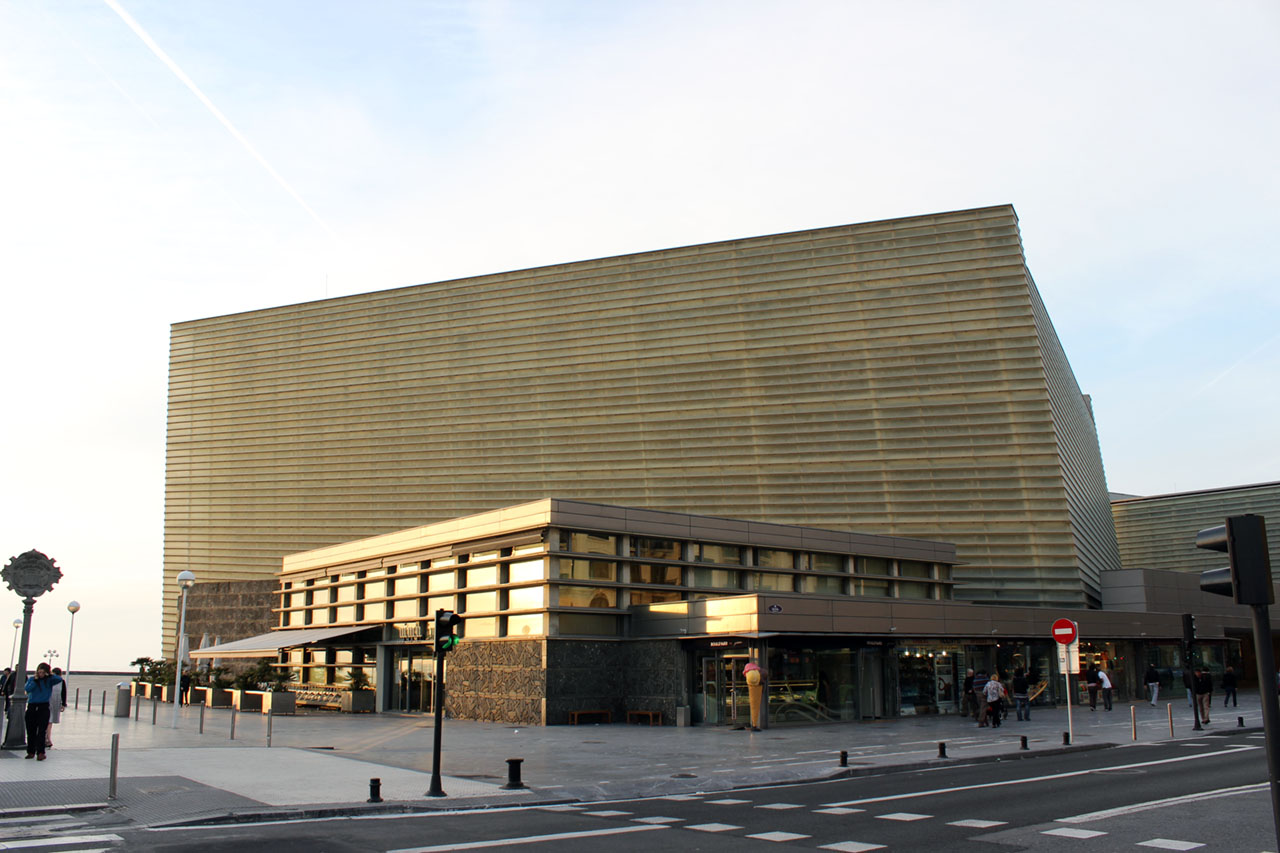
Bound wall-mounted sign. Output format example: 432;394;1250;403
393;621;426;640
767;604;783;613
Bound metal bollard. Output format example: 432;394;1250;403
839;750;848;767
134;694;141;720
1168;703;1174;736
101;690;106;715
267;709;273;748
151;695;158;725
75;688;80;709
503;758;526;790
938;742;947;758
1239;716;1245;728
199;703;206;734
1062;731;1070;746
87;689;92;711
108;733;120;800
1020;735;1029;751
368;778;383;803
1131;705;1137;741
230;708;237;741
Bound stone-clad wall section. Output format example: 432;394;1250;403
179;580;278;657
545;639;685;724
443;639;545;725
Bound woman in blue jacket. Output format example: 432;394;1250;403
24;662;63;760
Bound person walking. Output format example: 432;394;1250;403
1184;668;1195;707
0;667;12;718
1085;665;1100;711
1012;668;1030;721
1193;666;1213;724
45;667;67;748
983;672;1007;728
973;670;990;726
1222;666;1238;708
960;669;976;718
24;662;63;760
1099;669;1113;711
1144;665;1161;706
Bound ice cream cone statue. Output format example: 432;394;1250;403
744;662;763;731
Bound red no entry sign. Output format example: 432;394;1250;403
1052;618;1078;645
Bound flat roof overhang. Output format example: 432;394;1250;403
189;625;377;659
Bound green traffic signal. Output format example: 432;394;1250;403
440;635;460;652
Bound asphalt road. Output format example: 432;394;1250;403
30;730;1280;852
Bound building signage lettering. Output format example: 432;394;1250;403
394;621;426;640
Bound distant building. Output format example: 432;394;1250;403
1111;482;1280;573
164;205;1121;646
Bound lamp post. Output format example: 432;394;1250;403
45;649;59;668
1;550;63;750
171;571;195;729
8;619;18;668
65;602;80;680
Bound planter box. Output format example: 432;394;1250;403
259;691;296;716
204;688;233;708
232;690;262;712
341;690;376;713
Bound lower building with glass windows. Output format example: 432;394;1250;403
190;498;1259;726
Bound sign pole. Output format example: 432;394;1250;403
1066;641;1075;744
1052;619;1079;745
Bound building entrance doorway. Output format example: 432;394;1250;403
388;646;433;712
696;653;751;725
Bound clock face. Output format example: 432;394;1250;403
1;550;63;599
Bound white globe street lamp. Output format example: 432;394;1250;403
66;601;80;680
171;571;195;729
8;619;19;669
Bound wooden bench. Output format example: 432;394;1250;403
626;710;661;726
569;709;612;724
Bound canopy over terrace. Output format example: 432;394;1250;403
189;626;373;659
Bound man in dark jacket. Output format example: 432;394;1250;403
1221;666;1238;707
1193;667;1213;724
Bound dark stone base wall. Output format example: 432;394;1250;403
545;639;686;725
444;639;545;725
181;580;278;654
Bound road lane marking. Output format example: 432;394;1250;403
0;836;124;850
707;798;751;805
757;803;803;810
815;807;864;815
1043;828;1107;838
821;746;1260;806
748;831;810;842
1056;782;1269;823
632;816;682;824
949;819;1007;828
581;810;630;817
819;843;885;852
876;812;931;821
687;823;742;832
1137;841;1204;850
385;823;668;852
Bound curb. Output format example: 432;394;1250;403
0;802;111;819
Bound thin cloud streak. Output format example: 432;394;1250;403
102;0;339;243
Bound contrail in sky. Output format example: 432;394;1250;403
103;0;339;242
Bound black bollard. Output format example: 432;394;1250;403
1239;716;1246;728
839;750;848;767
1020;735;1029;751
938;742;947;758
503;758;526;790
368;778;383;803
1063;731;1071;746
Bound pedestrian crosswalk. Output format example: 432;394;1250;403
0;813;123;851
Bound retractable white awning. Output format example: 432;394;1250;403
188;625;375;659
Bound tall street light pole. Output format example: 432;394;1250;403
1;550;63;751
171;571;195;729
65;602;80;680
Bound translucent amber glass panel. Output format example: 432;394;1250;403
392;598;419;619
858;578;891;597
696;543;744;565
630;589;682;605
464;617;497;638
691;568;739;589
899;581;932;599
633;537;681;560
507;586;546;610
560;530;618;554
801;575;845;594
465;591;499;612
508;559;544;583
756;549;794;569
744;572;793;592
810;553;845;572
558;558;616;581
426;595;456;615
558;586;617;608
860;557;891;575
506;614;544;636
466;566;499;587
336;584;357;603
428;572;456;592
899;560;932;578
633;564;681;585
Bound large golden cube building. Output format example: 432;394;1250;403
164;205;1121;643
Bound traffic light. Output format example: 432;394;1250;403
435;609;462;653
1196;514;1274;606
1181;612;1196;644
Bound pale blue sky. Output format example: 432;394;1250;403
1;1;1276;669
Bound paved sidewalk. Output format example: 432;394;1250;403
0;678;1265;829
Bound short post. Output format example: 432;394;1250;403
134;694;140;720
108;733;119;800
839;749;848;767
266;709;273;748
230;708;237;741
503;758;526;790
368;778;383;803
87;688;92;711
1020;735;1029;751
1131;705;1137;741
75;688;80;709
1063;731;1070;746
151;695;158;725
1168;702;1174;737
101;690;106;715
1240;716;1246;728
938;742;947;758
199;702;206;735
